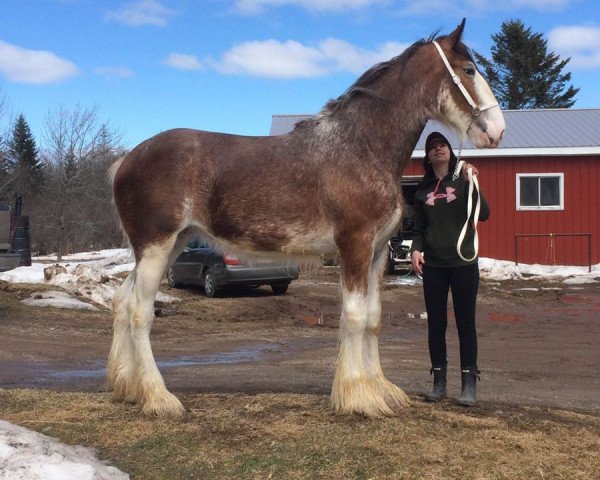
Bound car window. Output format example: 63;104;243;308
187;237;200;249
187;236;209;249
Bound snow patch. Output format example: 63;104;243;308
479;257;600;282
0;420;129;479
0;248;179;310
22;291;98;310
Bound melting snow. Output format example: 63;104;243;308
0;249;178;310
0;420;129;479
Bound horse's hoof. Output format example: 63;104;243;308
107;373;138;404
331;376;411;418
141;392;186;417
379;381;412;410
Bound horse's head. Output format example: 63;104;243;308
431;19;505;148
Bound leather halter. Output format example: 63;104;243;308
432;41;498;119
432;41;489;262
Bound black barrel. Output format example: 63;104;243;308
11;216;31;266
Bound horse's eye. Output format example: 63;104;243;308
463;66;476;76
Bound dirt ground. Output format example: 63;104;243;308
0;266;599;413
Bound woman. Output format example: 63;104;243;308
410;131;490;407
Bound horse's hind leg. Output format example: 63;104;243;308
129;237;185;416
363;245;411;409
108;232;189;405
108;270;137;402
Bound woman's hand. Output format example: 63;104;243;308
462;162;479;179
411;250;425;275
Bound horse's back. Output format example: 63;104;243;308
111;128;322;253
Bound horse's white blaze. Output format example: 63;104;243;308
471;71;505;147
437;79;505;149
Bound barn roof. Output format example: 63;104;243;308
270;108;600;157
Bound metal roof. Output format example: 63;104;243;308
270;108;600;156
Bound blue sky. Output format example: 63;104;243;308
1;0;599;149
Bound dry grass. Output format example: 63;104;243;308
1;388;599;479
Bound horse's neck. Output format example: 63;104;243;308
321;105;427;178
314;78;433;178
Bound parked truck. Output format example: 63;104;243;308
0;200;31;272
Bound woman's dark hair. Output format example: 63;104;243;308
420;149;458;186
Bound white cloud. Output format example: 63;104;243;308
399;0;569;16
234;0;386;14
396;0;459;16
503;0;568;8
548;25;600;69
214;39;327;78
164;53;202;71
211;38;408;78
106;0;176;26
319;38;408;73
0;40;79;84
94;66;134;78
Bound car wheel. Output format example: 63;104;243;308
271;283;289;295
203;269;219;297
167;267;181;288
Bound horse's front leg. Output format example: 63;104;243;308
363;245;411;410
331;236;407;417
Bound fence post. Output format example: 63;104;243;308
514;233;592;271
588;234;592;273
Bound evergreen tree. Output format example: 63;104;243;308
474;19;579;109
5;114;43;200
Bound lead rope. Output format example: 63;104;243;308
453;157;481;262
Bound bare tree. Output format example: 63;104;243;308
32;105;126;257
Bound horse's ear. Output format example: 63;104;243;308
448;18;466;49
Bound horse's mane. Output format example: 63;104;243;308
293;30;475;133
293;35;432;131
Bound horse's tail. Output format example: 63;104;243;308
107;156;125;188
107;156;133;253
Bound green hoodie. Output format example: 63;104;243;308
410;173;490;268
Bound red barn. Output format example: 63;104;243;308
271;109;600;267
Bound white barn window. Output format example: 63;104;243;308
516;173;564;211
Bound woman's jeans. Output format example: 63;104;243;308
422;263;479;368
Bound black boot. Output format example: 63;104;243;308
458;366;480;407
425;364;447;402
